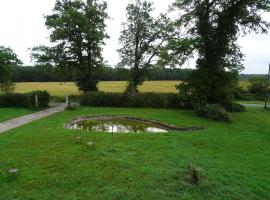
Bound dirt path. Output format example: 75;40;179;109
0;103;67;134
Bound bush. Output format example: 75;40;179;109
27;91;50;108
248;77;269;100
0;91;50;109
225;102;245;112
0;93;27;107
80;92;184;109
232;86;253;101
195;104;231;123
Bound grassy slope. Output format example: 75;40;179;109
14;81;181;96
0;108;33;122
0;107;269;200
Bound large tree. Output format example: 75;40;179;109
170;0;270;106
118;0;169;93
32;0;108;92
0;46;22;93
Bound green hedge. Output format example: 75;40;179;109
225;102;246;112
195;104;231;123
80;92;184;109
0;91;50;109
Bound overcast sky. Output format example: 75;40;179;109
0;0;269;74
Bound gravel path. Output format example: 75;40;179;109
0;103;67;134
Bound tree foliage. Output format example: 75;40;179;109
170;0;270;106
11;65;193;82
248;77;269;100
32;0;108;92
118;0;170;93
0;46;22;93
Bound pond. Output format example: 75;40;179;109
72;118;168;133
65;116;205;133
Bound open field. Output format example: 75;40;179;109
0;108;33;122
14;81;251;97
0;107;269;199
14;81;250;97
13;81;180;96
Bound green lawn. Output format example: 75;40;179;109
0;108;33;122
238;101;267;105
0;107;269;199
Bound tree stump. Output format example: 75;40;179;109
7;168;19;181
75;137;83;144
86;141;95;149
188;162;201;185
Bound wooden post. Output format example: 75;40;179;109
265;63;270;110
35;95;39;109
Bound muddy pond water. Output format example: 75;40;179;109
72;118;168;133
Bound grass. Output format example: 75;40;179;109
0;107;269;199
238;101;266;105
14;81;181;96
0;108;33;122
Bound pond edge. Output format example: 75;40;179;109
64;115;206;132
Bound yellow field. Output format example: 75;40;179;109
14;81;181;96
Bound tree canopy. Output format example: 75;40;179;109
32;0;108;92
118;0;170;93
0;46;22;93
169;0;270;105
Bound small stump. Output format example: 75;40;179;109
188;162;201;185
86;141;95;149
7;168;20;181
75;137;83;144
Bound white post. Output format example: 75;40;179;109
35;95;39;109
265;63;270;109
66;96;69;105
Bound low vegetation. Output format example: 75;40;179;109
194;104;232;123
80;92;182;109
0;91;50;109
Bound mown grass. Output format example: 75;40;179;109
0;107;269;199
238;101;266;105
14;81;181;96
0;108;33;122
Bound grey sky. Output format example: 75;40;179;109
0;0;269;74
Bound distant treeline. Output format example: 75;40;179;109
11;66;265;82
11;66;193;82
238;74;267;80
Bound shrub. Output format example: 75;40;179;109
26;91;50;108
81;92;123;107
248;77;269;100
225;102;245;112
195;104;231;123
80;92;183;109
232;86;253;101
0;91;50;109
0;93;27;107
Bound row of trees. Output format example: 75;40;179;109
1;0;269;107
11;66;193;82
6;63;265;83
